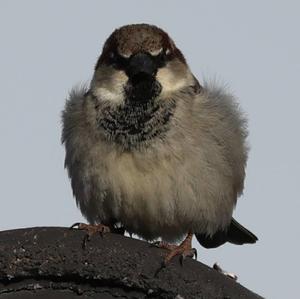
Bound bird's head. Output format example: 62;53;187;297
90;24;199;105
88;24;201;149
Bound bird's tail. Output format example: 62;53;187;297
227;218;258;245
195;218;258;248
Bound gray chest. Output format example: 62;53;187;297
82;139;234;240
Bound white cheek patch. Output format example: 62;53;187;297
93;71;128;104
93;87;124;104
157;67;189;95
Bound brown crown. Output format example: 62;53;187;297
95;24;186;69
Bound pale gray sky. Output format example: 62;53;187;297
0;1;299;298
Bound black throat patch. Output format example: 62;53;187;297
91;93;176;150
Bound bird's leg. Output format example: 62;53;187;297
155;232;197;266
70;222;111;249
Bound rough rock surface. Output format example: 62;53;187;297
0;227;263;298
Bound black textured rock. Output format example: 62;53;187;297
0;227;262;298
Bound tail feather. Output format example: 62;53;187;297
227;218;258;245
195;218;258;249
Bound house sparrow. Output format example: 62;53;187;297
62;24;257;266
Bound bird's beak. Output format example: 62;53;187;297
126;53;157;83
124;53;161;102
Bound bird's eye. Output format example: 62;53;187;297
108;52;116;62
155;50;169;68
108;51;129;69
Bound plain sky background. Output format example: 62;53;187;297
0;1;299;298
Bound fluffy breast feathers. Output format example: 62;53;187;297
62;83;248;241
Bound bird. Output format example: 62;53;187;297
62;23;257;268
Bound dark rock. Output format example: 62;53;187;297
0;227;263;298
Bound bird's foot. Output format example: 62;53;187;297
153;233;197;267
213;262;238;281
70;222;111;249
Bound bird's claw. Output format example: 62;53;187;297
156;233;194;267
69;222;111;249
193;248;198;260
179;248;197;266
151;241;178;251
150;241;162;248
